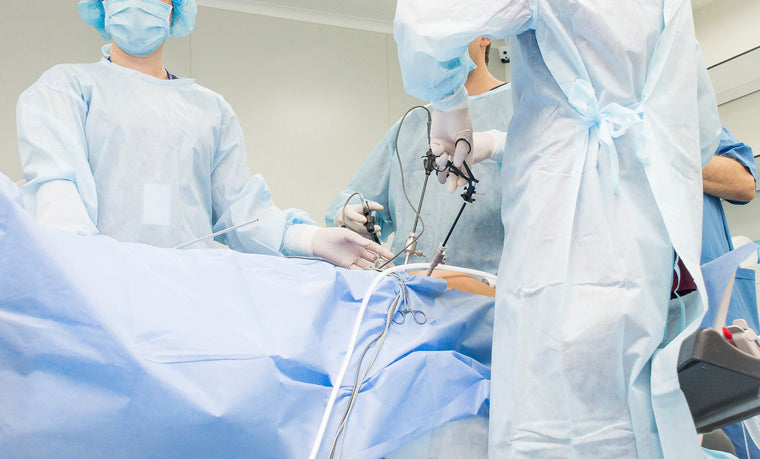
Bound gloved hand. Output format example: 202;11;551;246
435;129;506;192
334;201;383;239
430;105;474;172
312;227;395;269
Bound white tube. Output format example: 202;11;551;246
308;263;497;459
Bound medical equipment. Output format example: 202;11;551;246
338;193;380;240
678;243;760;434
678;327;760;433
427;160;479;276
360;197;381;244
403;148;437;264
173;217;260;249
309;262;497;459
392;279;427;325
376;105;432;269
324;86;509;275
328;273;426;459
382;104;483;275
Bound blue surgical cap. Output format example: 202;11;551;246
77;0;197;40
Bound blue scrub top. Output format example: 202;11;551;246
700;126;757;327
701;127;756;265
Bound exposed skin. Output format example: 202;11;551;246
702;154;756;203
464;36;504;96
108;0;173;79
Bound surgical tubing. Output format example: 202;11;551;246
308;263;498;459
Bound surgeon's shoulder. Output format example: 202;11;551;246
185;81;238;119
30;62;102;91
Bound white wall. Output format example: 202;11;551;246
189;7;413;221
693;0;760;67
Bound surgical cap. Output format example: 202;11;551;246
77;0;197;40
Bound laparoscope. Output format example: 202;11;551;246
425;157;479;275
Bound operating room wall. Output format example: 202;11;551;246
189;7;425;224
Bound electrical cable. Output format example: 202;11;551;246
308;263;497;459
377;105;433;269
327;273;409;459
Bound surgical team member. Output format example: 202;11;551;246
326;37;511;274
394;1;721;457
701;127;757;265
17;0;392;269
700;127;757;458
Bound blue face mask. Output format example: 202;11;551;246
103;0;173;56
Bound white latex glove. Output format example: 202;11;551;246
334;201;383;238
430;105;474;172
436;130;506;193
312;227;395;269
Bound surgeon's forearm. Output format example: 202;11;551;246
702;155;756;202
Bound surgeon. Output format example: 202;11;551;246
394;1;721;457
17;0;392;270
326;36;511;274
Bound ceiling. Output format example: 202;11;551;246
196;0;396;33
197;0;719;34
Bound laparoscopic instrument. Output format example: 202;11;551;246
173;217;260;249
360;196;381;244
426;158;479;275
379;104;482;275
340;192;382;245
402;147;437;264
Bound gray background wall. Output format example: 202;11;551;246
0;1;756;241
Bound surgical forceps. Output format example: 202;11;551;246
391;278;427;325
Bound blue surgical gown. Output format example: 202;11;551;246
17;47;313;252
326;83;513;274
702;127;757;265
701;127;759;459
394;1;722;457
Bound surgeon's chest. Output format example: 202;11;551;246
83;84;220;179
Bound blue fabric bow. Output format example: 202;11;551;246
568;79;645;194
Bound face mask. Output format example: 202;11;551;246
104;0;173;56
